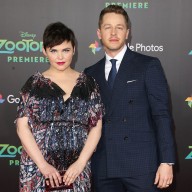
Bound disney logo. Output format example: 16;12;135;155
20;31;36;39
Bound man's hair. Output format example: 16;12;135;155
43;22;75;50
98;5;129;29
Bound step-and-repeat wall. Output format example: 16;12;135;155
0;0;191;191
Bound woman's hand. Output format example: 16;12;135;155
62;120;102;186
63;159;86;186
39;162;62;188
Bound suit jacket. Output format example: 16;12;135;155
84;47;175;178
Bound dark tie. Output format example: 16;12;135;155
108;59;117;89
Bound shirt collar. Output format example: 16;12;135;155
105;45;127;63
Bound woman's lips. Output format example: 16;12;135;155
57;62;65;65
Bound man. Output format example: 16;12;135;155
84;5;175;192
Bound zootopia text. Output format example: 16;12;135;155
0;39;43;54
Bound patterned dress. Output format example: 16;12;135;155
16;72;103;192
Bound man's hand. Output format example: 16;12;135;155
154;163;173;188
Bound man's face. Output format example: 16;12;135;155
97;12;129;57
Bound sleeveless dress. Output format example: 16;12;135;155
16;72;104;192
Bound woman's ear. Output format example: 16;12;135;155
73;47;75;55
42;46;47;57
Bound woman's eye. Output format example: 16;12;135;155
63;49;70;52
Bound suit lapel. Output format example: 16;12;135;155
109;48;136;114
94;57;112;105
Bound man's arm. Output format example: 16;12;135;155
145;58;175;188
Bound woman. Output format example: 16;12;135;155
16;22;103;192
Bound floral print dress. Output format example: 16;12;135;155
16;72;103;192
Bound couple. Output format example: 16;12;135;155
16;5;175;192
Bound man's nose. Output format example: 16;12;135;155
111;27;117;35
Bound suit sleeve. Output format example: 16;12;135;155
145;58;176;163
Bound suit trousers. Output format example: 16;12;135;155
93;172;160;192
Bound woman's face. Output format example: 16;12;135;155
43;41;75;72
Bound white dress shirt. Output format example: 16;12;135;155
105;45;127;80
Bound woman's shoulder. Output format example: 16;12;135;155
20;72;41;93
20;72;62;98
72;72;99;101
78;72;97;85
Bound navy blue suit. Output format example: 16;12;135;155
85;48;175;191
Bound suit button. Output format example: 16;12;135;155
129;99;134;104
107;119;111;123
124;136;128;140
122;117;127;122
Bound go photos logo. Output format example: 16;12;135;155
189;50;192;55
185;146;192;159
89;41;102;54
0;94;5;103
0;94;20;104
185;96;192;108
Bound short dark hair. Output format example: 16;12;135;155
43;22;75;50
98;5;129;29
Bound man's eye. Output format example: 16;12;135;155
117;27;123;30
